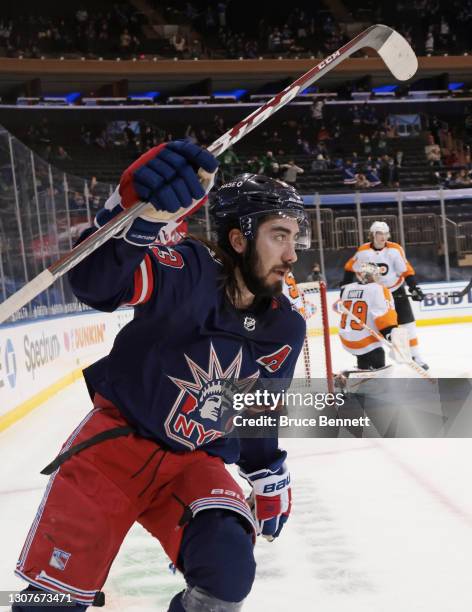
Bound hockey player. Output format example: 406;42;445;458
342;221;428;369
283;270;305;316
12;143;309;612
338;262;400;370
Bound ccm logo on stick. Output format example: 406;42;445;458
317;50;341;70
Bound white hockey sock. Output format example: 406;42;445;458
400;322;423;359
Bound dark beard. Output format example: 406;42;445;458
239;242;289;300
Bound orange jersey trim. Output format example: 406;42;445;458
375;309;398;330
386;241;415;276
340;335;379;350
344;243;371;272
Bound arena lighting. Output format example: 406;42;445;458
43;92;81;104
213;89;247;100
371;84;398;93
448;82;464;91
129;91;160;99
65;92;81;103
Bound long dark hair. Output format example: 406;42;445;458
189;230;242;305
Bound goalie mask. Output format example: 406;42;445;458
356;263;381;284
210;173;311;251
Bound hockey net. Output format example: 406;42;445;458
295;281;334;393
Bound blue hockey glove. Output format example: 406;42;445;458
119;140;218;214
239;451;292;541
95;140;218;246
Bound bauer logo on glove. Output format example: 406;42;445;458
239;452;292;541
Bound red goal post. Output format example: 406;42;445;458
297;280;334;393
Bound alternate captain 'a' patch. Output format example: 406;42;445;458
164;343;259;450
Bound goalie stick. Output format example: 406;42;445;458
0;24;417;324
335;301;434;383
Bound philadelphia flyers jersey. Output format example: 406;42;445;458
69;229;306;466
283;271;305;316
344;241;414;292
338;281;397;355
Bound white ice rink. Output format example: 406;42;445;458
1;323;471;611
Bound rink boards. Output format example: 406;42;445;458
0;309;133;423
0;280;470;423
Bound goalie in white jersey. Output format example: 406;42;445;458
339;263;400;370
283;270;305;315
342;221;428;369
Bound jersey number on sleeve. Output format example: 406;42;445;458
340;300;368;330
151;246;185;269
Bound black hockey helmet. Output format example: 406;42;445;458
210;173;311;249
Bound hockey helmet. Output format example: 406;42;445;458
210;173;311;249
369;221;390;237
356;262;381;284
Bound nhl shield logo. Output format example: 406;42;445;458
243;316;256;331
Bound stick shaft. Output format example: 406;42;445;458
0;25;417;324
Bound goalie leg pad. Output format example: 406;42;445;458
390;327;412;363
178;509;255;604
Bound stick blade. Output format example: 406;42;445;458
375;26;418;81
0;269;55;324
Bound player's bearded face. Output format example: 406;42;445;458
241;217;298;297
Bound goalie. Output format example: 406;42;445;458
338;262;407;371
342;221;428;369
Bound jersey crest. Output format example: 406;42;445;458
164;343;259;450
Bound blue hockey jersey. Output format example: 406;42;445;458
69;230;306;470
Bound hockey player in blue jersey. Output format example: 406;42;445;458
13;141;309;611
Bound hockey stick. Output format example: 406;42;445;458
395;278;472;301
0;25;417;324
335;302;434;382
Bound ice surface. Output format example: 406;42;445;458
1;324;471;611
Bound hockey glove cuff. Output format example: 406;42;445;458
239;450;292;541
95;187;164;247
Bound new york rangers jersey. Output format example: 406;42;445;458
344;241;414;292
69;230;306;469
338;281;397;355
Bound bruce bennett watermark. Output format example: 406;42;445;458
232;414;371;428
231;390;371;429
